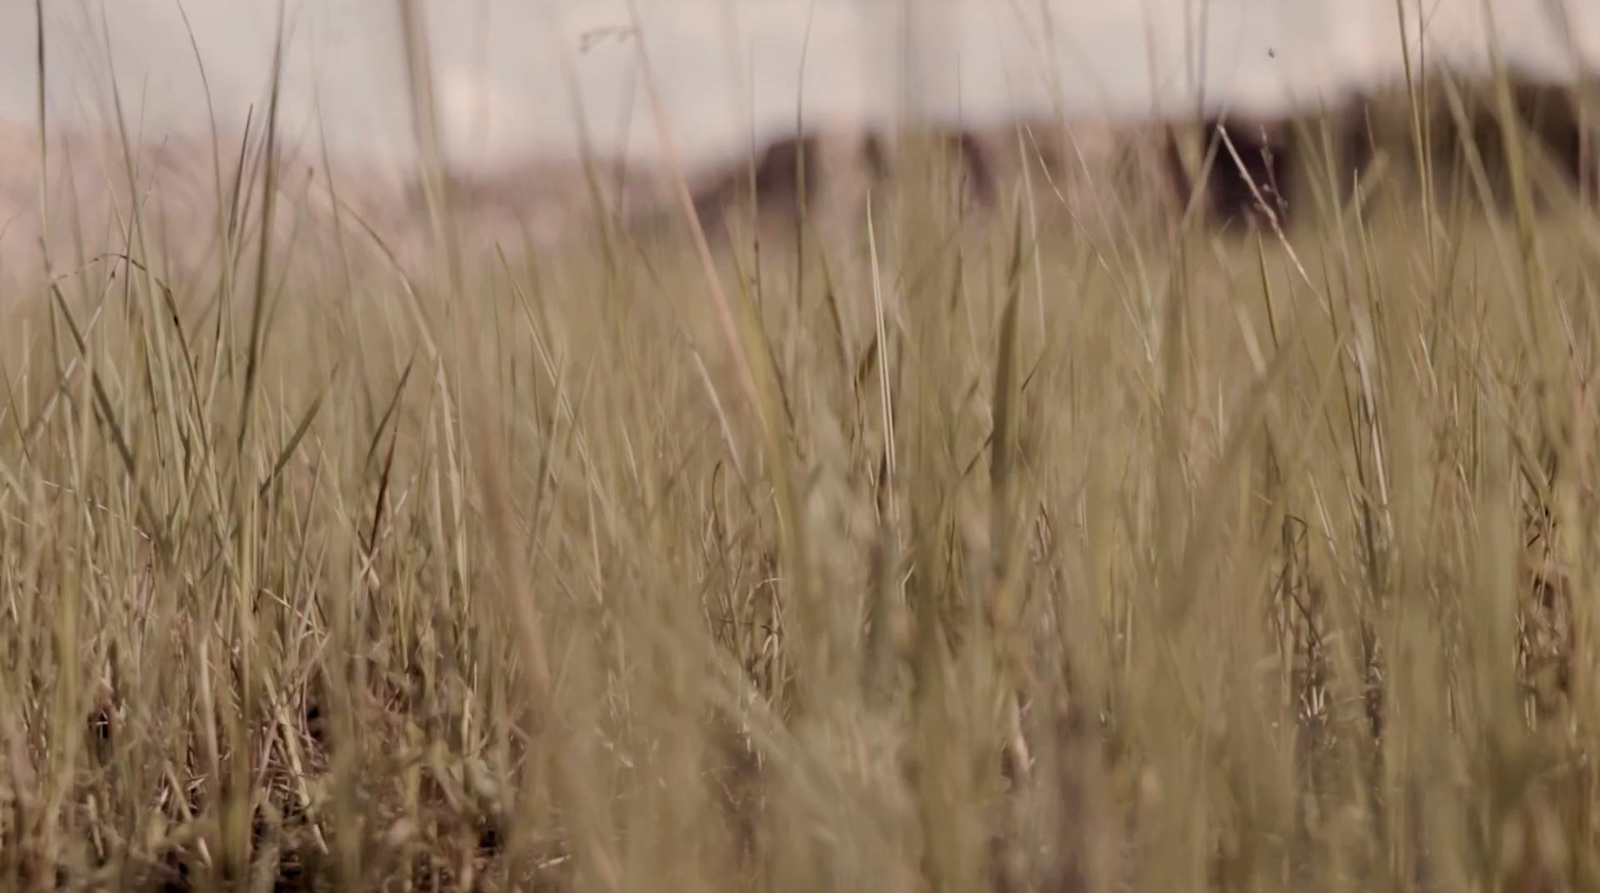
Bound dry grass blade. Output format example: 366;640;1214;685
235;1;289;455
46;281;170;565
257;386;324;499
464;379;622;893
363;357;415;472
623;0;812;681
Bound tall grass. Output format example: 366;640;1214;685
4;6;1600;893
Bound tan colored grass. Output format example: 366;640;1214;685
7;9;1600;893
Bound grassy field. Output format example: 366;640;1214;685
6;16;1600;891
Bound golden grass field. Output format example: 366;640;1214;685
6;12;1600;892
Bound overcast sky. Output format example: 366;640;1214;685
2;0;1597;171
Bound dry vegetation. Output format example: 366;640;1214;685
7;10;1600;893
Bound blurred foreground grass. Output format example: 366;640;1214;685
6;51;1600;893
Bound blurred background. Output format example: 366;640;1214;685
2;0;1596;171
